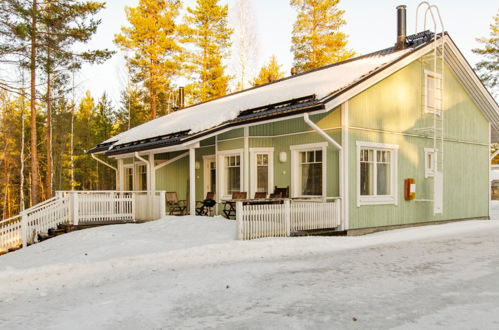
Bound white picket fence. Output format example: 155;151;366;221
236;198;341;240
1;191;166;252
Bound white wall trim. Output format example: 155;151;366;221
355;141;400;150
341;102;349;231
349;126;489;147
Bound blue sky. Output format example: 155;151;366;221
77;0;497;106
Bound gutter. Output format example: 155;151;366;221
91;153;117;172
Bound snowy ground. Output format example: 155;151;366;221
1;217;499;329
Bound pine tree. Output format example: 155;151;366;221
473;11;499;97
38;0;113;197
252;55;286;86
115;86;148;133
181;0;232;103
115;0;183;120
290;0;354;73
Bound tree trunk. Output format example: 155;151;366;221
150;87;157;120
30;0;40;204
20;77;26;211
46;70;53;197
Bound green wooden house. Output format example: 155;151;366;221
89;6;499;235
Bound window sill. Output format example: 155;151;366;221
358;196;397;206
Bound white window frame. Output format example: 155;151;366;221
356;141;399;206
250;148;274;197
290;142;328;198
123;164;134;191
424;69;443;114
218;149;243;200
424;148;436;178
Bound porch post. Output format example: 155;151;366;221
244;126;249;194
149;153;156;191
341;102;349;231
117;159;124;191
189;147;196;215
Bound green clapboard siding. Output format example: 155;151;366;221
347;53;489;229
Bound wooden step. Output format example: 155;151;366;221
291;227;344;237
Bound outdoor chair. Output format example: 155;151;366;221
196;192;216;216
273;186;290;198
222;192;247;219
253;192;267;199
166;192;187;216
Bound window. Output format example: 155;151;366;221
424;148;436;178
424;70;442;114
224;155;241;195
138;165;147;190
291;143;327;197
300;150;323;195
124;167;133;191
209;161;216;193
357;141;398;205
250;149;274;196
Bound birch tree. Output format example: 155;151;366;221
230;0;259;91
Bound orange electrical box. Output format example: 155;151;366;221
404;178;416;200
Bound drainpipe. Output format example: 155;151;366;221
303;113;344;230
303;113;342;150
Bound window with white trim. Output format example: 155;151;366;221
250;149;274;196
224;155;241;195
357;142;398;205
424;70;442;114
424;148;436;178
291;143;327;197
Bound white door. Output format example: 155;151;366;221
203;155;216;197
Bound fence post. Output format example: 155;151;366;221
71;192;79;226
21;211;28;248
284;199;291;237
236;201;243;240
132;192;136;222
159;191;166;219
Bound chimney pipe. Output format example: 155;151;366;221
395;5;407;50
178;87;185;109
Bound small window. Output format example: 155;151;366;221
357;142;398;205
425;148;436;178
225;155;241;195
425;70;442;114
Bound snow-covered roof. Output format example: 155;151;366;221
102;49;411;148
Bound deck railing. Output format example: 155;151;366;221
1;191;166;252
236;198;341;240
